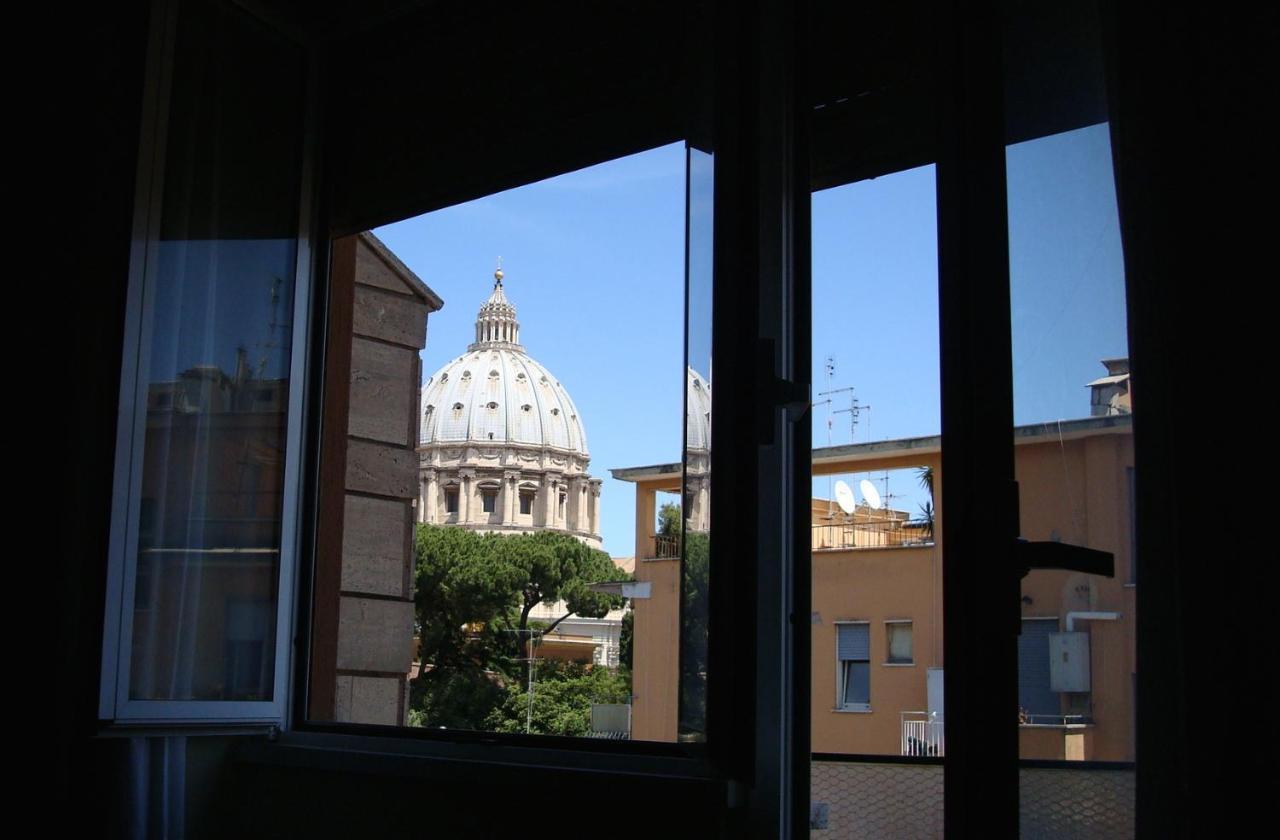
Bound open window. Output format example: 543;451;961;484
98;0;312;724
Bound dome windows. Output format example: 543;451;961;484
461;370;471;381
521;404;532;413
551;408;560;416
486;401;499;410
452;402;464;412
489;369;500;379
440;373;449;383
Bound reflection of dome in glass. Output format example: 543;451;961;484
686;366;711;452
419;273;588;456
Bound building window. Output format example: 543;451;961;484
481;488;497;513
444;487;459;514
519;490;534;515
836;622;871;710
886;621;913;664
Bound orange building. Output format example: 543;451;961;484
614;411;1135;761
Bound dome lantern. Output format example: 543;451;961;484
470;260;522;350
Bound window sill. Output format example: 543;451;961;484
240;729;723;787
882;661;914;667
833;706;872;714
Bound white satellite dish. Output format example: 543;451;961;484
834;480;857;515
860;479;882;510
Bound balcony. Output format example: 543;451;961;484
642;533;681;560
900;711;945;757
812;518;934;551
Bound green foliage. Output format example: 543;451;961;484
619;607;634;671
657;500;682;538
679;529;710;737
485;660;632;737
916;465;934;499
410;665;506;731
410;524;630;729
413;526;524;674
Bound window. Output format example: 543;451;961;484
836;622;871;710
519;490;534;515
444;487;459;515
96;0;308;722
1018;618;1060;720
886;620;913;664
481;488;497;514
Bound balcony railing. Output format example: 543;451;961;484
812;519;934;550
643;533;680;560
901;711;945;757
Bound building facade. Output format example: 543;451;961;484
616;376;1136;761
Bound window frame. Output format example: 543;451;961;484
96;0;318;726
884;619;914;666
834;621;872;712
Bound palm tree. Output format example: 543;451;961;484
915;466;934;539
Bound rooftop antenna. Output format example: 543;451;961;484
818;356;836;517
818;385;867;444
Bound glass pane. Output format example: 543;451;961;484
128;0;304;701
1005;1;1135;834
679;144;713;740
808;162;943;834
307;144;689;736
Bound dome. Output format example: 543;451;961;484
686;366;711;452
419;270;589;457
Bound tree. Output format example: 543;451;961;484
915;466;935;538
485;660;632;737
410;524;629;729
495;530;627;651
619;607;634;671
657;500;681;538
679;529;710;738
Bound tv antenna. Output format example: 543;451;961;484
817;385;869;444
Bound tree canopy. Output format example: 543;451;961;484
411;524;630;731
485;660;631;736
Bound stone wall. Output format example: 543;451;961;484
311;232;440;725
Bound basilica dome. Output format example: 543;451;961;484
419;272;588;457
416;267;601;547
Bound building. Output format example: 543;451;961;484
416;268;622;667
615;377;1136;761
57;1;1267;835
417;268;603;546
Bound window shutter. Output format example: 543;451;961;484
1018;618;1058;716
837;623;870;661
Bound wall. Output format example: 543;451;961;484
310;233;436;725
629;478;683;741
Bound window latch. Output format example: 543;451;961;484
756;338;811;444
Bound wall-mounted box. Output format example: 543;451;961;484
1049;632;1091;692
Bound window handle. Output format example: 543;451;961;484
1010;480;1114;579
1014;539;1114;580
756;338;811;444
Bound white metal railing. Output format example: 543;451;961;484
901;711;945;757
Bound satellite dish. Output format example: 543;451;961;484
834;480;856;515
860;479;882;510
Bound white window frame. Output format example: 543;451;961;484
96;0;314;726
884;619;914;666
834;620;872;712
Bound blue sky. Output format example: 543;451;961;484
375;124;1128;556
